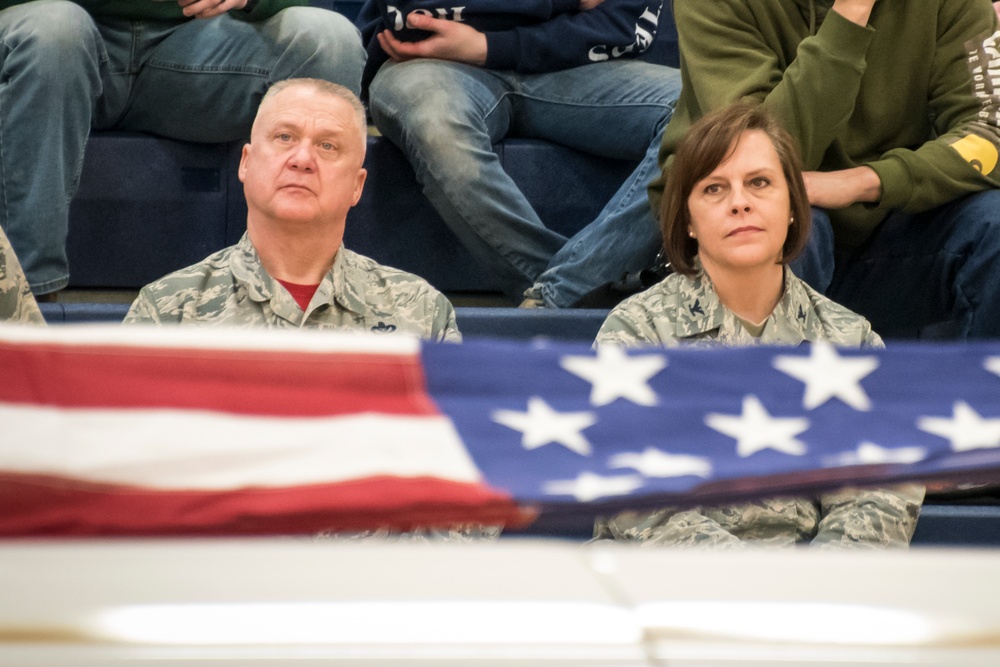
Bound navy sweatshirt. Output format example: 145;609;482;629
357;0;667;96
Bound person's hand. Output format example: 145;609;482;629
831;0;878;26
377;14;488;65
803;166;882;209
580;0;606;10
177;0;246;19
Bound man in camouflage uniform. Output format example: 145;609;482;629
125;78;459;343
593;261;924;548
0;226;43;325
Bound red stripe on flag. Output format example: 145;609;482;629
0;473;529;536
0;342;436;417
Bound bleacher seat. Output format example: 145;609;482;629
69;134;638;294
39;302;609;341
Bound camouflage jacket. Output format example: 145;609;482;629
125;233;460;342
593;266;924;549
598;264;882;348
0;226;43;325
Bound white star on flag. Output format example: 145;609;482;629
825;442;927;467
560;345;667;407
543;472;645;502
492;396;596;456
609;447;712;478
773;341;879;411
705;395;809;457
985;357;1000;379
917;401;1000;452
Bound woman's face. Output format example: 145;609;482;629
686;129;792;277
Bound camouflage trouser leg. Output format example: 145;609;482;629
594;507;745;549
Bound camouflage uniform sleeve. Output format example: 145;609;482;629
122;288;163;325
595;305;662;347
594;508;745;549
861;322;884;349
811;483;926;549
431;291;462;343
0;228;44;325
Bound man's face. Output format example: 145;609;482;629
239;86;367;231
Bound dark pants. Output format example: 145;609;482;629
795;191;1000;340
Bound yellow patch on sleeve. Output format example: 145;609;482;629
948;134;999;175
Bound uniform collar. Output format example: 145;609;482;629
676;259;813;345
325;246;369;317
230;233;365;322
230;233;276;302
672;267;730;339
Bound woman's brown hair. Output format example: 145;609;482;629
660;102;811;275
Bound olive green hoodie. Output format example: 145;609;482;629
0;0;306;22
652;0;1000;250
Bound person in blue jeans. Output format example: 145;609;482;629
357;0;681;308
0;0;365;298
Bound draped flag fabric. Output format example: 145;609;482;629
2;323;999;536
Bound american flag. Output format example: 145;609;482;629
1;324;998;536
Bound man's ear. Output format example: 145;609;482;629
351;168;368;206
238;144;251;184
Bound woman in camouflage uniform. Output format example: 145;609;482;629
594;103;923;548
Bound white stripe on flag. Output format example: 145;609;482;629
0;403;479;490
0;322;421;356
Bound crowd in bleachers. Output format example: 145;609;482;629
3;0;1000;547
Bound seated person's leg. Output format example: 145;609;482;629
370;60;566;303
0;0;103;295
829;190;1000;339
519;61;682;308
788;207;835;294
108;6;365;142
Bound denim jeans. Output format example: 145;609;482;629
369;58;681;307
789;207;836;294
825;191;1000;340
0;0;364;294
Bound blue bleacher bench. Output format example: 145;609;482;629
68;134;637;295
39;302;610;342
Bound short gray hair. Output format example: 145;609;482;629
261;78;368;153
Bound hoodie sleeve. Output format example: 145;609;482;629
484;0;668;73
668;0;876;172
358;0;668;96
864;0;1000;214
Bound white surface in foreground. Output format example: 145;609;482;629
0;540;997;665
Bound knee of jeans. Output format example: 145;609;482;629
267;7;365;91
371;64;481;151
3;1;99;66
371;61;466;122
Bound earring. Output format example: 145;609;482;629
789;216;795;224
688;230;696;238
